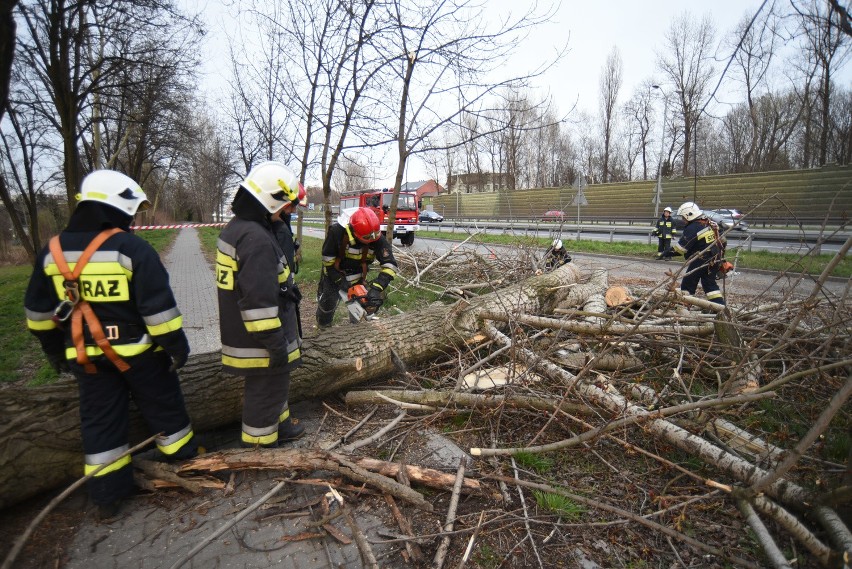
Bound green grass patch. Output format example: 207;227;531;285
472;543;501;569
513;451;555;474
415;229;850;277
0;265;53;383
135;228;179;253
532;489;586;520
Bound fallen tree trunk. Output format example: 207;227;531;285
0;264;584;508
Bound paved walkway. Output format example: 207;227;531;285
163;227;220;355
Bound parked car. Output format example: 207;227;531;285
712;208;744;220
419;210;444;223
542;210;566;221
705;209;749;232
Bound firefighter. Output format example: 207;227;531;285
661;201;726;305
653;206;676;258
216;161;305;448
543;239;572;270
316;207;398;328
24;170;198;521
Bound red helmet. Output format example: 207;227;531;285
296;182;307;207
350;207;380;242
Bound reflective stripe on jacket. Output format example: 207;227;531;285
216;217;302;375
24;231;184;360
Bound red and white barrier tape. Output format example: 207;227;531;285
131;223;228;230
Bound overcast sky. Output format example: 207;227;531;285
188;0;850;186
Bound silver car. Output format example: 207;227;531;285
705;209;749;232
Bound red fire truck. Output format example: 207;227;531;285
339;188;420;246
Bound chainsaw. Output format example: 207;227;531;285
340;284;370;323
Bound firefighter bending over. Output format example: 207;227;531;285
217;161;305;448
316;207;398;327
24;170;198;521
543;239;572;270
661;202;726;306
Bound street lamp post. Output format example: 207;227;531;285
652;85;668;221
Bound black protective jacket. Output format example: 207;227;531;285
654;215;676;239
320;221;397;292
24;202;188;365
672;218;722;262
216;189;301;375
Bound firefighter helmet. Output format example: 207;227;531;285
663;206;672;213
240;161;301;214
552;239;563;250
677;201;703;221
350;207;381;243
77;170;150;216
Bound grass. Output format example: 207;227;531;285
513;451;554;474
135;228;179;253
532;489;586;520
0;265;48;383
416;228;852;277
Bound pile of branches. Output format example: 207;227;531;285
365;241;851;567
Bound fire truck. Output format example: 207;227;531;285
339;188;420;246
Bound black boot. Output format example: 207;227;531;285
96;500;123;522
278;417;305;442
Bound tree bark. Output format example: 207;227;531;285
0;264;583;508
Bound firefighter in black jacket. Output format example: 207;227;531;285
653;206;676;258
662;202;726;305
24;170;198;520
216;161;305;447
316;207;398;327
543;239;572;270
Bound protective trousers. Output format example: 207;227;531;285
74;351;197;506
657;237;671;254
241;369;292;447
680;259;726;305
315;276;342;327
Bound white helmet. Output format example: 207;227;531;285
552;239;563;250
677;201;703;221
240;161;301;214
663;206;672;213
78;170;150;216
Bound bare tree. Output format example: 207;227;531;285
13;1;202;211
377;0;556;238
332;155;370;195
0;0;18;121
657;13;716;177
599;47;622;183
792;0;851;166
623;81;655;180
0;106;55;258
226;3;294;172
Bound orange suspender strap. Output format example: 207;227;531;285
48;228;130;373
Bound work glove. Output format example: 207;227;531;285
46;351;70;374
327;268;348;292
268;347;290;369
158;330;190;372
168;351;188;373
365;282;385;314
